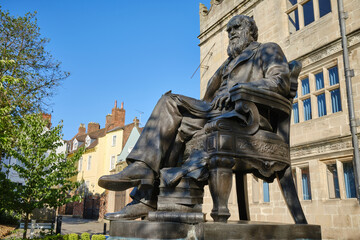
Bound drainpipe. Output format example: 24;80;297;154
337;0;360;202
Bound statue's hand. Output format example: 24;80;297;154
211;92;231;110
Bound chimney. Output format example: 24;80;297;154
42;113;52;128
88;122;100;133
133;117;139;127
105;114;113;131
111;100;125;129
78;123;86;135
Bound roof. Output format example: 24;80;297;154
68;128;106;153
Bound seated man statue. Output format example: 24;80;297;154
98;14;290;220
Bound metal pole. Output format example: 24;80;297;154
337;0;360;202
103;222;107;235
56;215;62;234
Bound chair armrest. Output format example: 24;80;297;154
229;84;291;115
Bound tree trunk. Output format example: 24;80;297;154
23;212;29;239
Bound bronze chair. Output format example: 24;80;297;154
203;60;307;224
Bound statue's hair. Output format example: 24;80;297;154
228;15;258;41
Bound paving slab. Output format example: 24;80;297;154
60;215;110;235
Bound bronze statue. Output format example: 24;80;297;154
98;15;292;220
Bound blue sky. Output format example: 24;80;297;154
2;0;211;140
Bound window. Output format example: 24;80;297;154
112;135;117;147
293;103;299;123
78;157;83;171
301;167;312;200
293;64;342;123
315;72;324;90
326;163;340;199
87;156;91;170
263;181;270;202
302;78;310;95
343;162;356;198
73;139;78;151
331;89;342;113
329;66;339;85
319;0;331;17
288;8;299;34
286;0;332;34
303;0;315;26
110;155;115;170
85;136;91;148
317;93;326;117
85;181;90;193
303;98;312;121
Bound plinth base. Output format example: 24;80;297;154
109;220;321;240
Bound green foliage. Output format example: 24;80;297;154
80;233;90;240
91;235;106;240
68;233;79;240
42;234;64;240
3;233;106;240
0;209;21;224
1;114;83;239
0;8;69;115
0;7;69;157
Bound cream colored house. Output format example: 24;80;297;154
198;0;360;239
68;102;142;217
69;101;126;195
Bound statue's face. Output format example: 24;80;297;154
226;17;252;58
226;17;248;41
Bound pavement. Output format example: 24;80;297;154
59;215;110;235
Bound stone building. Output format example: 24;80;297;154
198;0;360;239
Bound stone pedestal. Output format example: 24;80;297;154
108;220;321;240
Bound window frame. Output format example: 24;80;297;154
292;63;342;124
301;166;312;200
112;135;117;147
110;155;116;170
286;0;332;34
325;161;340;199
263;181;270;203
78;157;83;171
87;155;92;170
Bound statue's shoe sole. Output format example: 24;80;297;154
98;177;154;191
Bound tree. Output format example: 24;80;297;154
0;8;69;157
1;114;83;239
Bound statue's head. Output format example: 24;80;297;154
226;15;258;58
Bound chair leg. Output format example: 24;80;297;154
276;166;308;224
235;173;250;221
208;156;234;222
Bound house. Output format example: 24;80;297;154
65;101;142;219
107;117;143;214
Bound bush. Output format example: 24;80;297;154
69;233;79;240
80;233;90;240
91;235;106;240
0;210;21;225
63;234;69;240
43;234;64;240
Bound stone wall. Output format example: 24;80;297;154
198;0;360;239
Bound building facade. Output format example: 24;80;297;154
198;0;360;239
66;101;140;219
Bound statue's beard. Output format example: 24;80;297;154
227;31;252;59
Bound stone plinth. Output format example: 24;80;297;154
108;220;321;240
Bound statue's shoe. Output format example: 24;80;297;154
104;200;156;220
98;161;154;191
